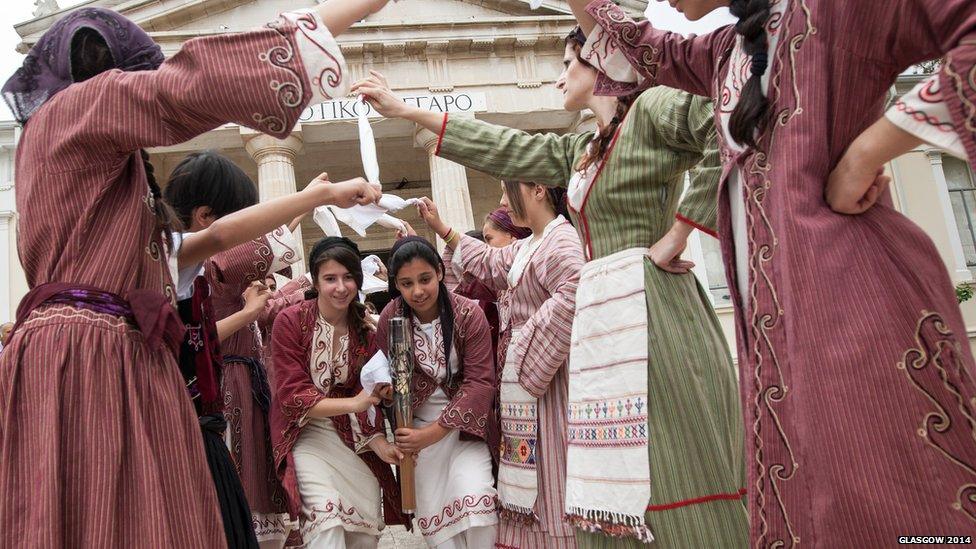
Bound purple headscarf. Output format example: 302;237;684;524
487;207;532;240
2;7;164;124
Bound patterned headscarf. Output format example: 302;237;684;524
487;208;532;240
2;7;164;124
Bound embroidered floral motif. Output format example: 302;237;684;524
252;512;289;542
310;315;350;395
501;434;536;466
301;501;377;536
898;310;976;523
417;494;497;537
589;2;662;81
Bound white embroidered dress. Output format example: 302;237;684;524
292;315;384;548
411;319;498;549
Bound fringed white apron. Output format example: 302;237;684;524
564;247;652;543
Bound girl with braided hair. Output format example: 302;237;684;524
374;236;499;548
353;29;746;548
0;0;389;545
414;179;586;549
269;236;408;549
567;0;976;545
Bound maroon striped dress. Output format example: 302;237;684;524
446;217;585;549
206;228;303;543
583;0;976;545
0;10;348;547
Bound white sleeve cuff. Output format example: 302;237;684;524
581;25;644;85
267;224;302;274
278;11;351;103
886;75;967;160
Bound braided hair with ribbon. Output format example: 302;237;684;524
728;0;772;148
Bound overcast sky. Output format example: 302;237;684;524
0;0;734;121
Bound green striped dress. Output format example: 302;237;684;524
437;87;747;548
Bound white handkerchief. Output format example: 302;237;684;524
330;204;386;236
358;96;380;185
378;195;419;213
313;206;342;237
376;214;406;233
360;351;393;425
315;197;419;237
529;0;543;8
361;255;383;276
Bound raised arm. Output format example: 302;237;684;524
207;225;302;287
353;71;589;187
257;275;314;332
45;1;388;171
567;0;735;98
415;197;516;293
179;175;381;268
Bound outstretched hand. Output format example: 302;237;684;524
394;220;417;241
416;197;448;236
327;176;383;209
352;70;408;119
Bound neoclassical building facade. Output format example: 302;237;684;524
2;0;976;358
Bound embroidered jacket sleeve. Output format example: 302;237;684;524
874;0;976;169
258;275;313;332
270;306;323;459
52;11;347;167
581;0;736;98
644;91;721;236
209;225;301;286
438;300;496;440
447;234;519;294
437;116;590;188
513;225;583;397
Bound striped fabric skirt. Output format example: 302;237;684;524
568;251;749;548
0;305;226;547
223;359;290;543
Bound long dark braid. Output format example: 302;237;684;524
728;0;772;148
141;149;181;248
565;27;639;172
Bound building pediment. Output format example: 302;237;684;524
14;0;613;51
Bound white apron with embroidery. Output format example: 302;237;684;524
496;217;566;520
565;247;651;542
293;315;384;543
411;320;498;548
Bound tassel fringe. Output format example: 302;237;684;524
498;503;539;525
565;507;654;545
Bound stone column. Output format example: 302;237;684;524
415;124;475;251
926;148;973;283
243;127;307;274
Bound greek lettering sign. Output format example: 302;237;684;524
299;92;488;123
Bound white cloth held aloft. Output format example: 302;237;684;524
358;95;381;185
313;206;342;237
360;351;392;426
360;255;387;296
312;197;418;237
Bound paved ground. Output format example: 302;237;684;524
378;522;427;548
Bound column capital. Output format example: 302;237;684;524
242;127;304;162
924;148;945;164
